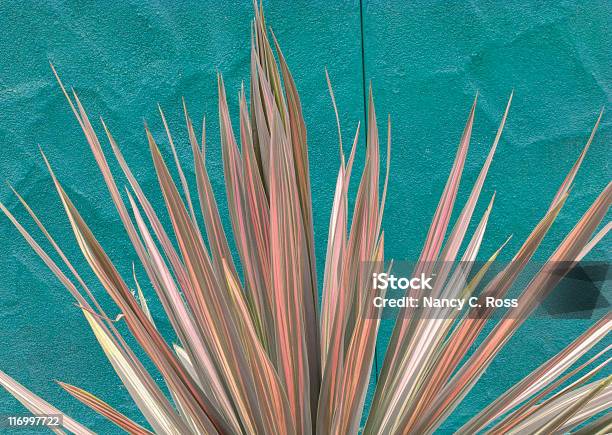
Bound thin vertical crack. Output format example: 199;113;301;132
360;0;379;382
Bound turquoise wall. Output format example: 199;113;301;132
0;1;609;433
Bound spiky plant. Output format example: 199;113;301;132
1;5;610;435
